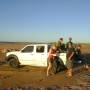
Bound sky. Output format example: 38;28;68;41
0;0;90;43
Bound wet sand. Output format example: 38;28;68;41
0;43;90;89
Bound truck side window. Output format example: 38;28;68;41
36;46;44;53
21;46;34;52
48;45;51;52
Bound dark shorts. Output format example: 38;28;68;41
66;60;73;69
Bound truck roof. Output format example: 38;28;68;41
25;43;51;46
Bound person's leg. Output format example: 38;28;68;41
68;68;72;77
47;62;52;76
66;60;73;77
84;64;89;69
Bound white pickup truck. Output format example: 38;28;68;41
6;44;67;68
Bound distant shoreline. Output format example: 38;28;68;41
0;42;90;45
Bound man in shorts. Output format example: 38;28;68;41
66;43;75;77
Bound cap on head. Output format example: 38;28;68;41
69;37;72;40
59;37;63;41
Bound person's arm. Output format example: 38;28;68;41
69;52;74;60
49;49;56;56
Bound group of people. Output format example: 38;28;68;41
47;37;84;77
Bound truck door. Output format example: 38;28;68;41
35;45;47;67
18;46;35;65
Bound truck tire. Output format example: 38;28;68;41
8;58;19;68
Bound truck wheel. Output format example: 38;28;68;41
8;58;19;68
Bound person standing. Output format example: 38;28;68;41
66;37;73;50
75;44;82;63
66;43;75;77
47;45;57;76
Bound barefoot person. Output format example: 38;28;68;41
66;43;75;77
47;45;57;76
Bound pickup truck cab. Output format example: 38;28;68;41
6;44;66;68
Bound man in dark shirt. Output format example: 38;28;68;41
75;44;82;63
